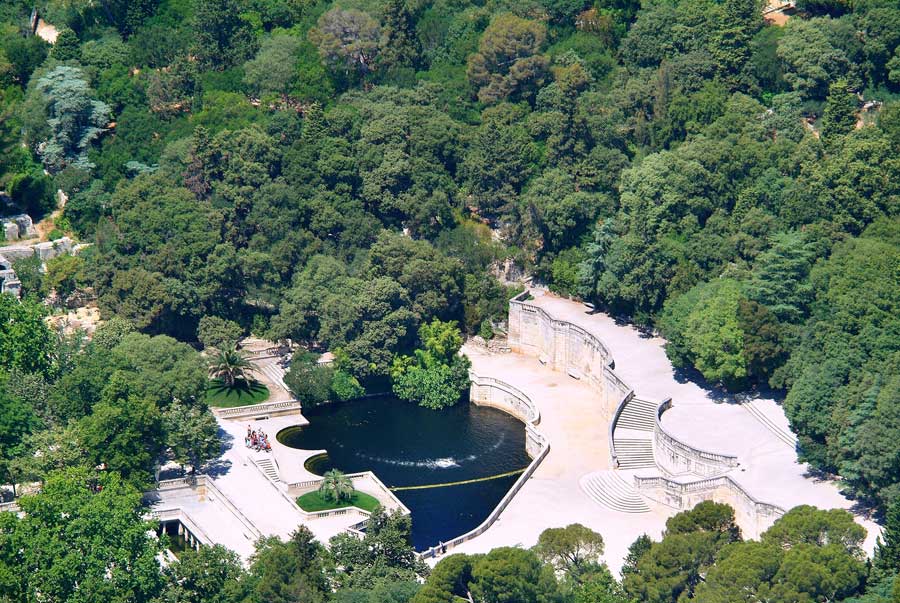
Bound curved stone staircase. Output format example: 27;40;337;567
580;471;650;513
612;438;655;469
615;397;658;431
612;397;657;469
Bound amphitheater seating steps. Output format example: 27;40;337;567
580;471;650;513
614;397;658;432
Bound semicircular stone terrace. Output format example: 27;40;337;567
481;289;878;556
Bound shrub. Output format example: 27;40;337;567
331;370;365;401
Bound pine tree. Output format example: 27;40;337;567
621;534;652;577
875;500;900;575
51;29;81;62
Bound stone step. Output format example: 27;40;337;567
613;437;655;469
615;399;658;432
615;417;655;431
742;401;797;448
254;458;281;483
259;363;289;392
580;471;650;513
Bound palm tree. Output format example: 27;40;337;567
318;469;355;503
208;344;256;387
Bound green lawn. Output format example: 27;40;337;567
296;490;382;513
205;379;270;408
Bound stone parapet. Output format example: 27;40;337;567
633;474;785;539
419;372;550;559
211;400;303;420
653;399;739;477
469;371;544;458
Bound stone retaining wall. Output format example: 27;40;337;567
469;372;544;458
507;291;783;535
633;474;785;539
421;372;550;559
508;291;630;424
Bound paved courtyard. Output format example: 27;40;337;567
448;345;671;574
447;291;880;571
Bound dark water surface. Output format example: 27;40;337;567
277;396;530;550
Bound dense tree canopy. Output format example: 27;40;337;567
0;0;899;599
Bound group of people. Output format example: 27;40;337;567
245;427;272;452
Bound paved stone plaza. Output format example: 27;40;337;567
446;290;879;572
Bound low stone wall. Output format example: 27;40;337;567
469;372;545;458
653;400;739;477
211;400;303;420
420;372;550;559
633;474;784;539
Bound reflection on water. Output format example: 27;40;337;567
278;396;530;550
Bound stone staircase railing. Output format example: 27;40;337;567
633;474;785;537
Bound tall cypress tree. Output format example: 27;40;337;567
379;0;419;70
822;79;858;142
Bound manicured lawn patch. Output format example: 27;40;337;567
205;379;270;408
296;490;382;513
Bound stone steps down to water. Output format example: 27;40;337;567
580;471;650;513
741;400;798;448
612;438;656;469
615;398;658;431
254;457;282;483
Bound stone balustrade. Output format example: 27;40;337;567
149;475;263;541
211;400;303;420
420;372;550;559
469;371;544;458
608;392;636;469
506;291;786;537
633;474;785;538
653;399;739;477
149;507;214;549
